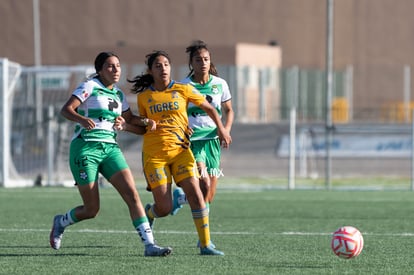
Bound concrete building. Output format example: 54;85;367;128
1;0;414;122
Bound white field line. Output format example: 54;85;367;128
1;228;414;236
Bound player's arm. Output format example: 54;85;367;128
61;95;95;130
222;99;234;133
114;109;155;135
198;100;232;148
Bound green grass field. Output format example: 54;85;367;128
1;183;414;274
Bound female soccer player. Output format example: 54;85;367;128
170;41;234;247
49;51;172;257
128;50;231;255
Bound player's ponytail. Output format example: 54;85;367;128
128;74;154;94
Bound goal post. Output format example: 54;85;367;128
0;59;93;187
0;58;22;187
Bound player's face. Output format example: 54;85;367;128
191;49;210;75
100;56;121;87
150;55;171;84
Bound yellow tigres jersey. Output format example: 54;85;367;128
137;80;206;157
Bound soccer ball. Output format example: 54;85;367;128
331;226;364;259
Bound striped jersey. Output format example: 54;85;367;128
137;80;205;157
71;77;129;143
182;75;232;141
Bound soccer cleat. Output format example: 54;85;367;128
170;187;185;215
144;244;172;257
145;203;155;229
197;240;216;249
200;244;224;256
49;215;65;250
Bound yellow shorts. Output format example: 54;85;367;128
142;149;199;190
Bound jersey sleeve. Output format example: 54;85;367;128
119;90;130;112
72;80;94;102
186;84;205;106
221;78;232;102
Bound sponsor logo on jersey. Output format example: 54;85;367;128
82;90;89;98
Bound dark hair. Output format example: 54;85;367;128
94;51;119;73
185;40;218;77
128;50;171;94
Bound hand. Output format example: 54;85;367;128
81;118;95;131
218;129;232;149
114;116;126;131
145;118;157;131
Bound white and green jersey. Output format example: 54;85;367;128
182;75;231;141
71;77;129;143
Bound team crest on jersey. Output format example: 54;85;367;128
171;91;179;98
79;170;88;180
211;85;219;94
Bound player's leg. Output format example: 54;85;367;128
198;161;211;201
204;138;222;204
172;138;222;213
103;144;172;257
50;139;100;250
142;152;174;228
197;139;221;248
171;140;209;215
49;182;100;250
147;183;173;217
170;161;209;216
177;176;223;255
173;150;224;255
206;175;218;203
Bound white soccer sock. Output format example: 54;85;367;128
60;210;75;227
136;222;155;245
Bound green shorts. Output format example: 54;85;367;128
190;138;221;174
69;138;129;185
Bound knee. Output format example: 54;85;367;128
154;203;173;217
